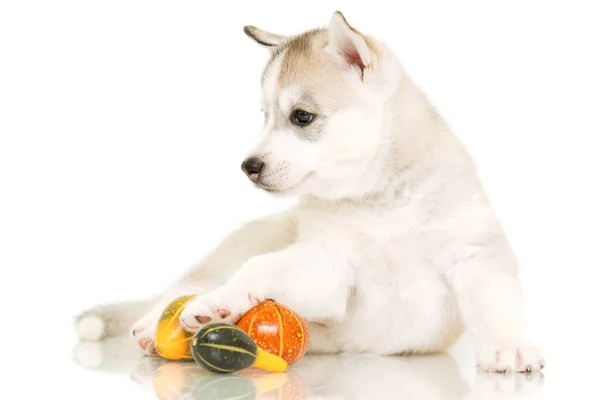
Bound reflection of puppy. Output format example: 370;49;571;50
73;335;142;373
467;373;545;399
76;339;543;400
293;354;469;400
76;11;543;373
137;353;542;400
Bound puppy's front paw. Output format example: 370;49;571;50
131;317;159;356
476;341;545;373
179;292;258;333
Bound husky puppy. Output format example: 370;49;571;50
76;11;544;373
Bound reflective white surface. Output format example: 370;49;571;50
3;1;599;399
72;335;547;400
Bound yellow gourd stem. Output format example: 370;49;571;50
252;348;289;373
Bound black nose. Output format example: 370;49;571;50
241;158;264;181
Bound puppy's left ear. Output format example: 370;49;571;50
326;11;371;79
243;25;287;49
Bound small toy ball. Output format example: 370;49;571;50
191;322;288;373
154;295;196;360
236;299;309;364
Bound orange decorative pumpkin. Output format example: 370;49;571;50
236;299;309;364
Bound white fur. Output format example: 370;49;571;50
75;315;105;342
77;12;544;373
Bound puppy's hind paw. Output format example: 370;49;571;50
131;319;159;356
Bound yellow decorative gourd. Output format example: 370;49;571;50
154;295;196;360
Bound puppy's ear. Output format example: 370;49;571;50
243;26;287;48
325;11;371;79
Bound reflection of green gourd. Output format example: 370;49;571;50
191;375;256;400
191;372;289;399
191;323;288;373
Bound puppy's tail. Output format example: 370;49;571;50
74;298;153;342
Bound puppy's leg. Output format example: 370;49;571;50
131;210;298;355
449;245;544;373
179;243;351;332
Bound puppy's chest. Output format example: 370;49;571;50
299;203;448;270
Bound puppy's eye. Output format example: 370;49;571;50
292;110;315;126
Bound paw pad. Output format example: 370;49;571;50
195;315;212;324
138;337;152;351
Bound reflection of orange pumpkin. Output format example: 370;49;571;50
236;299;309;364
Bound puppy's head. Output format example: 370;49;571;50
242;12;389;200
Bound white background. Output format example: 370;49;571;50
1;1;599;399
